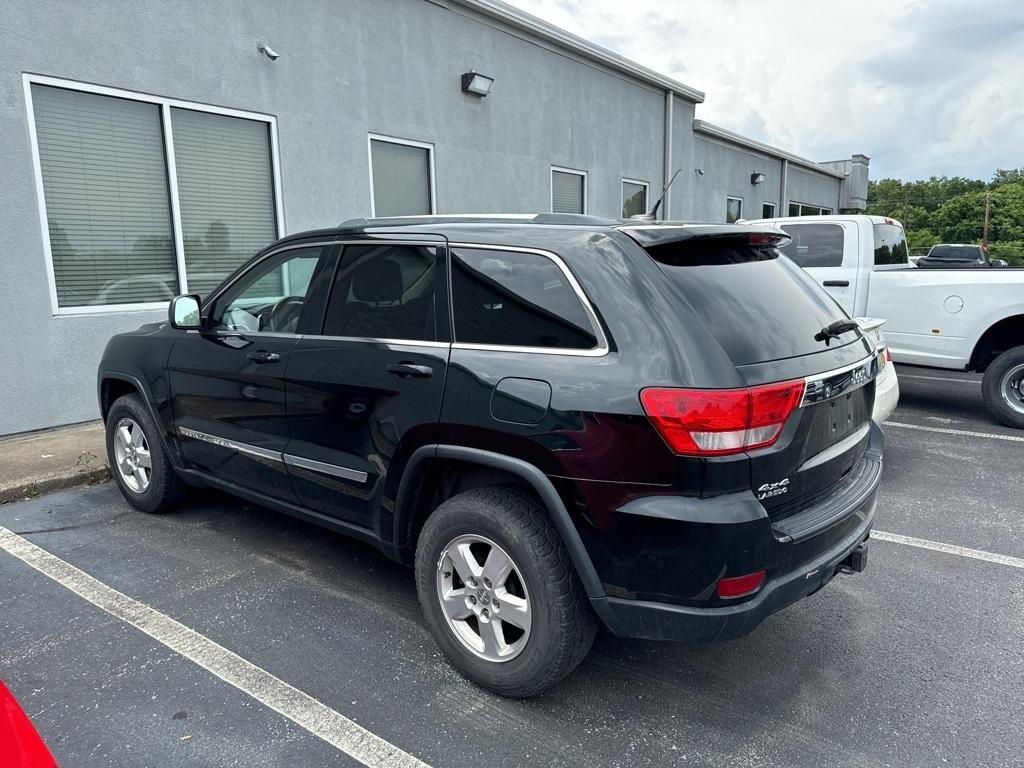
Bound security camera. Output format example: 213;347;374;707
694;168;705;176
257;44;279;61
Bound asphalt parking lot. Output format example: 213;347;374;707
2;364;1022;768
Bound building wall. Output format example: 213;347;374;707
0;0;855;435
787;166;843;213
689;135;787;222
0;0;678;435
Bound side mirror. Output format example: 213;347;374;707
169;294;202;330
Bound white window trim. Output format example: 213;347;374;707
550;166;588;215
621;177;649;217
366;133;437;218
22;73;285;317
726;195;744;222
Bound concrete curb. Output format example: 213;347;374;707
0;467;111;505
0;421;109;505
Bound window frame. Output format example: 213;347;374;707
447;242;609;357
550;166;588;215
367;133;437;218
726;196;743;223
621;178;649;218
762;202;777;218
23;73;284;317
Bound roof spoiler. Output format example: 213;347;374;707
617;223;792;248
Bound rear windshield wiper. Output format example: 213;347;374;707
814;319;860;346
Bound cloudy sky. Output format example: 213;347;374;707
508;0;1024;182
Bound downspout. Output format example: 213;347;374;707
663;90;673;220
779;158;788;216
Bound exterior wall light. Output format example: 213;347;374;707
751;172;765;185
461;71;494;97
257;44;280;61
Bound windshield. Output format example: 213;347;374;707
927;245;980;261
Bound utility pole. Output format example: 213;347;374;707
982;193;991;252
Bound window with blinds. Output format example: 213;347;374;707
29;81;279;310
370;138;433;217
32;85;178;307
622;181;647;218
551;169;585;214
171;109;278;298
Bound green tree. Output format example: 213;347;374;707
867;168;1024;264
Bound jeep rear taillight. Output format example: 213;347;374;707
639;380;805;456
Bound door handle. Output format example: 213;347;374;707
386;362;433;378
247;350;281;364
823;280;850;287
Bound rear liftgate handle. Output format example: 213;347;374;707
386;361;434;378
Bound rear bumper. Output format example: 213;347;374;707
587;421;883;642
590;498;875;641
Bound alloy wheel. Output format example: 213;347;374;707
435;534;533;662
1000;363;1024;415
113;417;152;493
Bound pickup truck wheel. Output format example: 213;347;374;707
982;345;1024;429
105;394;185;513
415;487;596;698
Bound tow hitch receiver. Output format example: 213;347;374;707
839;540;869;574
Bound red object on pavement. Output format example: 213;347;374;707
0;682;58;767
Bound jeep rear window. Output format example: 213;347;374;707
646;240;855;366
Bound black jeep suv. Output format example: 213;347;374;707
98;214;882;697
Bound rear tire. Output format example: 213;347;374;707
415;487;596;698
105;393;185;513
981;345;1024;429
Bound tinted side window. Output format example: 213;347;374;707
778;223;844;268
450;248;598;350
873;223;909;266
322;244;438;341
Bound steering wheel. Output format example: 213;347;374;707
267;296;304;332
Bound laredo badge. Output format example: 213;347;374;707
757;477;790;500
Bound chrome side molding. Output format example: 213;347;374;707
178;427;283;463
177;427;368;483
283;453;368;483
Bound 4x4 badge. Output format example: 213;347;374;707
757;478;790;500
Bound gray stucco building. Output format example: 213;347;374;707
0;0;869;436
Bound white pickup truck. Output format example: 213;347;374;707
751;214;1024;428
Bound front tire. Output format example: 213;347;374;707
105;393;185;513
415;487;596;698
982;345;1024;429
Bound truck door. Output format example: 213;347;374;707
777;221;859;314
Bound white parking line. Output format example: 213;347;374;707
873;530;1024;570
0;526;430;768
896;373;981;385
883;421;1024;443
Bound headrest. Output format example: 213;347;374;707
352;258;402;302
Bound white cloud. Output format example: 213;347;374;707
507;0;1024;180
